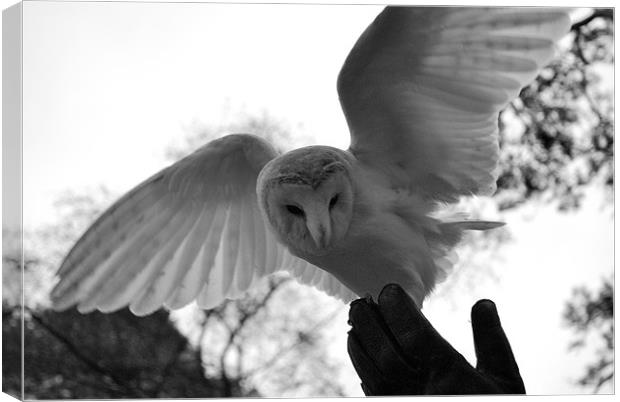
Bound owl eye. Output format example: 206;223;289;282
329;194;339;210
286;205;305;217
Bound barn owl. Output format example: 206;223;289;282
51;7;570;316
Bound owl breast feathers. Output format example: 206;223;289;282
51;7;570;315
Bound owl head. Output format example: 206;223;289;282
257;146;355;256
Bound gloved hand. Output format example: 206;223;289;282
347;284;525;395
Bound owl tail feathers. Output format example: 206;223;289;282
435;219;505;247
439;220;505;231
430;207;505;231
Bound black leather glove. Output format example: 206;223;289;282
347;284;525;395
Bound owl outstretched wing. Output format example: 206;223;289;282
51;134;352;316
339;7;570;203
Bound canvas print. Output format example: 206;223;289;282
2;1;613;399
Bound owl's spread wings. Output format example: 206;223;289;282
338;7;570;203
51;134;354;316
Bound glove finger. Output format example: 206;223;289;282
377;284;457;363
347;330;388;395
348;298;417;378
471;300;522;381
348;327;423;395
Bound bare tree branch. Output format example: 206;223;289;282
216;277;287;395
243;305;343;378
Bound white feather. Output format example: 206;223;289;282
339;7;570;203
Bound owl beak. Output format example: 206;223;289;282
307;217;332;249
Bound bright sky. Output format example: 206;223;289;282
22;1;372;228
6;0;615;397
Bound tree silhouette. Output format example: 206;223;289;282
563;277;613;393
4;306;246;399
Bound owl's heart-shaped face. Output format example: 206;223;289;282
258;148;355;257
